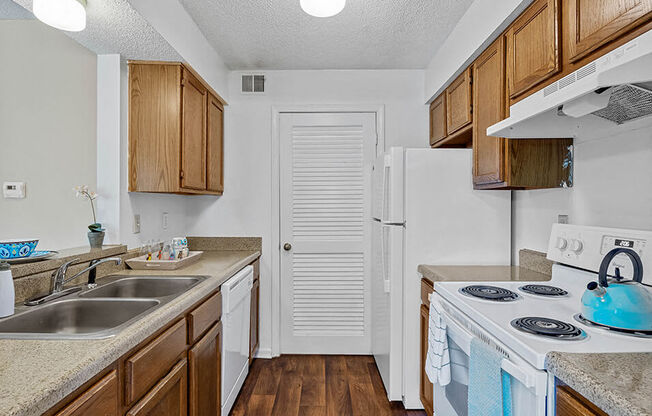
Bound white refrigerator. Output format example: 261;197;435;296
371;147;511;408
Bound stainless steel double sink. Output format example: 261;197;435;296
0;275;207;340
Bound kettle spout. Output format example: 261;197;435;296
586;281;606;297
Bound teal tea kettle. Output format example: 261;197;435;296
581;248;652;331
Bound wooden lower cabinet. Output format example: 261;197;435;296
189;322;222;416
250;277;260;364
45;259;262;416
556;385;607;416
249;258;260;364
55;370;119;416
127;359;188;416
419;278;435;416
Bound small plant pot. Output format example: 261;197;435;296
87;231;105;249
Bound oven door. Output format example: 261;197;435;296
431;293;549;416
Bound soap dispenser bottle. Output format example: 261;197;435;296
0;262;14;317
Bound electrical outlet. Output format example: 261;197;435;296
133;214;141;234
162;212;169;230
558;214;569;224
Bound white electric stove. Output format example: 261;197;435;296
430;224;652;416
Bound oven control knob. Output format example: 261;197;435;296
570;239;584;254
556;237;568;250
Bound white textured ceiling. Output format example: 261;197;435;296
177;0;474;70
6;0;180;61
0;0;32;19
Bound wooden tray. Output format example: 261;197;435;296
126;251;203;270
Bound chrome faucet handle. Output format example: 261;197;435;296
52;258;80;292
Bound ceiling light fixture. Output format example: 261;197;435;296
300;0;346;17
33;0;87;32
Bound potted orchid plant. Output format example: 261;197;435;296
74;185;105;248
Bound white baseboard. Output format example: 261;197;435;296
254;347;273;359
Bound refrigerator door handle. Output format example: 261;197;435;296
381;224;391;294
381;154;391;222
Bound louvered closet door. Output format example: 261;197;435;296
280;112;376;354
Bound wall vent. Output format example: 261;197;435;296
241;74;265;94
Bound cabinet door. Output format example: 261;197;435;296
249;277;260;364
506;0;560;98
567;0;652;62
127;359;188;416
556;385;607;416
473;37;507;187
189;323;222;416
56;370;118;416
429;94;447;146
207;94;224;193
445;68;473;135
181;69;207;191
419;304;433;416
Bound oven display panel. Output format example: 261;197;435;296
601;236;646;255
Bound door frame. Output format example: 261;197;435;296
270;105;385;357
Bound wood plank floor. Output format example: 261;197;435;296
230;355;427;416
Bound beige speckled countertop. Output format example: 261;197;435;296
0;250;260;416
418;264;551;284
547;352;652;416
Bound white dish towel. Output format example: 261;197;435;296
425;296;451;386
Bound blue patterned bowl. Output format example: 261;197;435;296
0;239;39;259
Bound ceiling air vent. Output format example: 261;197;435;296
241;74;265;94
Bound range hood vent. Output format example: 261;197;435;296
488;30;652;138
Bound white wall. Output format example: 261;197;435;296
185;69;427;357
0;20;97;250
424;0;531;102
512;125;652;262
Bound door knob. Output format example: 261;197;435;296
283;243;292;251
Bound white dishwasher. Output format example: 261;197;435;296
221;265;253;416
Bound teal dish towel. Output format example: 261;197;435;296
468;338;513;416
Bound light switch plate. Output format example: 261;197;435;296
3;182;26;199
133;214;141;234
162;212;169;230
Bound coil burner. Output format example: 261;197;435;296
511;317;586;340
519;284;568;297
459;285;519;302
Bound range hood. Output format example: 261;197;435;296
488;29;652;138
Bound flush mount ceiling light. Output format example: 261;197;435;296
300;0;346;17
33;0;87;32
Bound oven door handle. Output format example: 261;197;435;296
433;296;547;393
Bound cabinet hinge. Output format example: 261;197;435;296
180;170;184;179
470;105;473;115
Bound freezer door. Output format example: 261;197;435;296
371;147;405;223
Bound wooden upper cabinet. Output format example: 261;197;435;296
55;370;118;416
429;94;447;146
181;69;207;191
207;94;224;193
473;37;507;187
445;67;473;134
506;0;560;99
567;0;652;62
128;61;226;195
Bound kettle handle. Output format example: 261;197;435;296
598;248;643;288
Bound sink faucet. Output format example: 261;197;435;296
25;257;123;306
52;257;123;292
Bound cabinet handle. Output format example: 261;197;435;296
283;243;292;251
